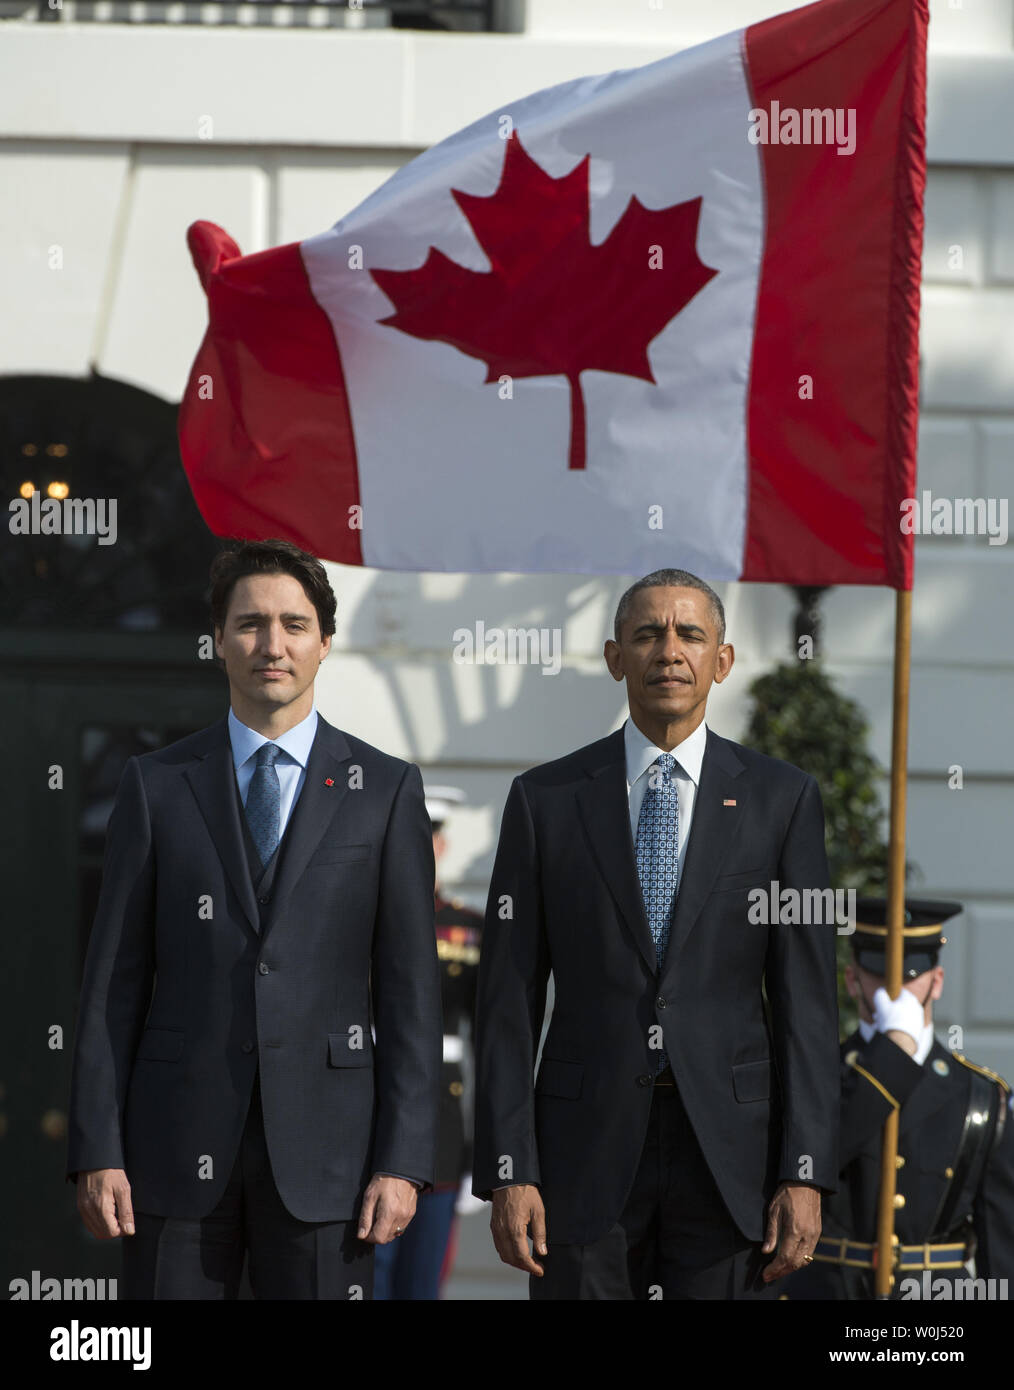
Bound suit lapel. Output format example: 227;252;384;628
659;729;747;985
262;716;354;936
575;729;658;977
184;717;261;937
576;725;749;981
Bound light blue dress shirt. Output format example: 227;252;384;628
228;706;318;835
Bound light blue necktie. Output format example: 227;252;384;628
635;752;680;1071
245;743;283;869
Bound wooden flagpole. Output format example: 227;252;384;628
873;587;912;1297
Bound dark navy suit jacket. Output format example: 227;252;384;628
473;725;840;1245
67;714;442;1222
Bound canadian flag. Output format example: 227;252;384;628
179;0;926;588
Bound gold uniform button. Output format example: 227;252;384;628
449;1081;464;1097
895;1154;906;1169
845;1050;859;1066
945;1167;954;1179
448;963;462;977
894;1193;906;1209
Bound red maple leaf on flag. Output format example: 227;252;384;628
370;134;719;470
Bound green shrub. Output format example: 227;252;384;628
744;659;894;1036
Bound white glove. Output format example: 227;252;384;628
455;1174;486;1216
871;985;924;1044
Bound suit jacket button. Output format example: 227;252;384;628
258;895;271;905
258;962;270;975
242;1040;254;1054
637;1074;653;1087
656;995;667;1009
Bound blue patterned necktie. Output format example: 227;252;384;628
635;752;680;1070
245;742;283;869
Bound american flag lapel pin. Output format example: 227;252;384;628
723;799;737;806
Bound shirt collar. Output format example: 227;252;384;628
228;706;318;772
623;715;708;789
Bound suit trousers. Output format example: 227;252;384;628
531;1081;779;1300
122;1070;374;1300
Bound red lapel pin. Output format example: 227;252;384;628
325;778;335;787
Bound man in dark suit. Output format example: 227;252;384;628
67;539;442;1299
473;568;840;1299
786;898;1014;1300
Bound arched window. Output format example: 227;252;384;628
2;375;229;1290
2;371;220;629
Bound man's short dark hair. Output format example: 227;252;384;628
209;539;337;638
613;568;726;644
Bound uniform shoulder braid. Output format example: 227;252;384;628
953;1054;1011;1096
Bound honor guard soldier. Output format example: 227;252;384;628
786;897;1014;1300
374;786;483;1299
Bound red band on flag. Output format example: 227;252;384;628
743;0;926;589
179;221;362;563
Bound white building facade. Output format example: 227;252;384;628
2;0;1013;1073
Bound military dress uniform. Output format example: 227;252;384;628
787;898;1014;1300
373;891;482;1300
374;782;483;1300
433;892;483;1192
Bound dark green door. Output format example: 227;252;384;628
1;637;224;1290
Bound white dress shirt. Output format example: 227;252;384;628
228;705;318;835
624;716;708;892
858;1017;935;1066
